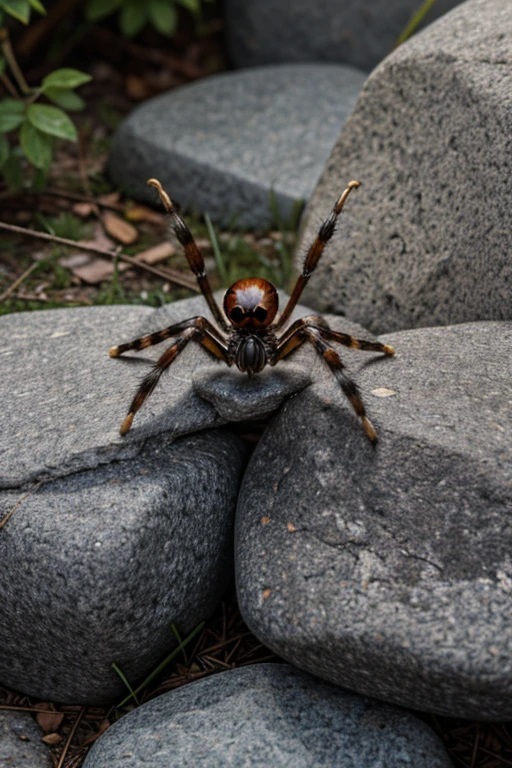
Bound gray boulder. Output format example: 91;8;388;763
224;0;463;72
296;0;512;333
82;664;453;767
0;428;246;704
236;321;512;719
0;710;51;768
108;64;366;229
0;302;252;704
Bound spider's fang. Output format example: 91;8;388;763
120;413;134;436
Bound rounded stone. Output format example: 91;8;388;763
224;0;463;72
82;664;453;767
0;429;246;704
236;321;512;719
296;0;512;333
108;64;366;229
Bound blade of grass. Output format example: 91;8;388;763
395;0;439;46
111;662;140;706
115;621;205;709
204;212;227;286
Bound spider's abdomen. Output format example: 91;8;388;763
235;335;267;375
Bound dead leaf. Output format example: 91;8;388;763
371;387;397;398
78;222;116;252
42;732;63;745
98;192;120;207
134;242;176;265
72;202;96;218
72;258;128;285
36;703;64;733
102;211;138;245
125;73;150;100
124;202;165;225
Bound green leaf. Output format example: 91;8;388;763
175;0;200;13
0;99;26;132
27;0;46;14
44;87;85;112
120;1;148;37
0;133;9;168
20;119;53;169
26;103;77;141
148;0;177;35
1;148;24;191
1;0;31;24
85;0;122;20
41;68;92;91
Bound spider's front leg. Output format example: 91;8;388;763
110;317;229;435
272;315;392;443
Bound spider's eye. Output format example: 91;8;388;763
254;306;268;322
230;306;244;324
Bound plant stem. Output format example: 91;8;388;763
0;26;32;96
0;220;199;292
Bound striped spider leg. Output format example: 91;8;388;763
109;178;394;441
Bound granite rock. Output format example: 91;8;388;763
296;0;512;333
0;302;253;703
236;321;512;719
224;0;463;72
0;710;51;768
108;64;366;229
82;664;453;767
0;428;246;704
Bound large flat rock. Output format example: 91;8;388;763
236;321;512;719
224;0;463;72
108;64;366;229
296;0;512;333
0;428;246;703
83;664;453;767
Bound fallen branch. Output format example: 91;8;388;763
0;221;199;292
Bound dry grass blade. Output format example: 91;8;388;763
0;262;39;302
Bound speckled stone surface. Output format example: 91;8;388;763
0;710;51;768
0;301;257;703
82;664;453;767
296;0;512;333
224;0;463;72
236;321;512;719
108;64;366;229
0;429;246;704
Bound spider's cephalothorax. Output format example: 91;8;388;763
109;178;394;440
224;277;278;375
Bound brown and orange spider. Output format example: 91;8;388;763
109;178;394;441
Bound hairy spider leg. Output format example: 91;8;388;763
272;320;378;443
109;317;227;358
147;178;229;331
275;181;360;331
116;317;229;436
306;322;395;357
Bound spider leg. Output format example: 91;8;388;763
273;314;393;357
274;180;360;331
147;178;229;331
272;322;378;443
116;318;229;436
109;317;227;358
306;321;395;357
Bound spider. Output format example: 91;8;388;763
109;178;394;441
